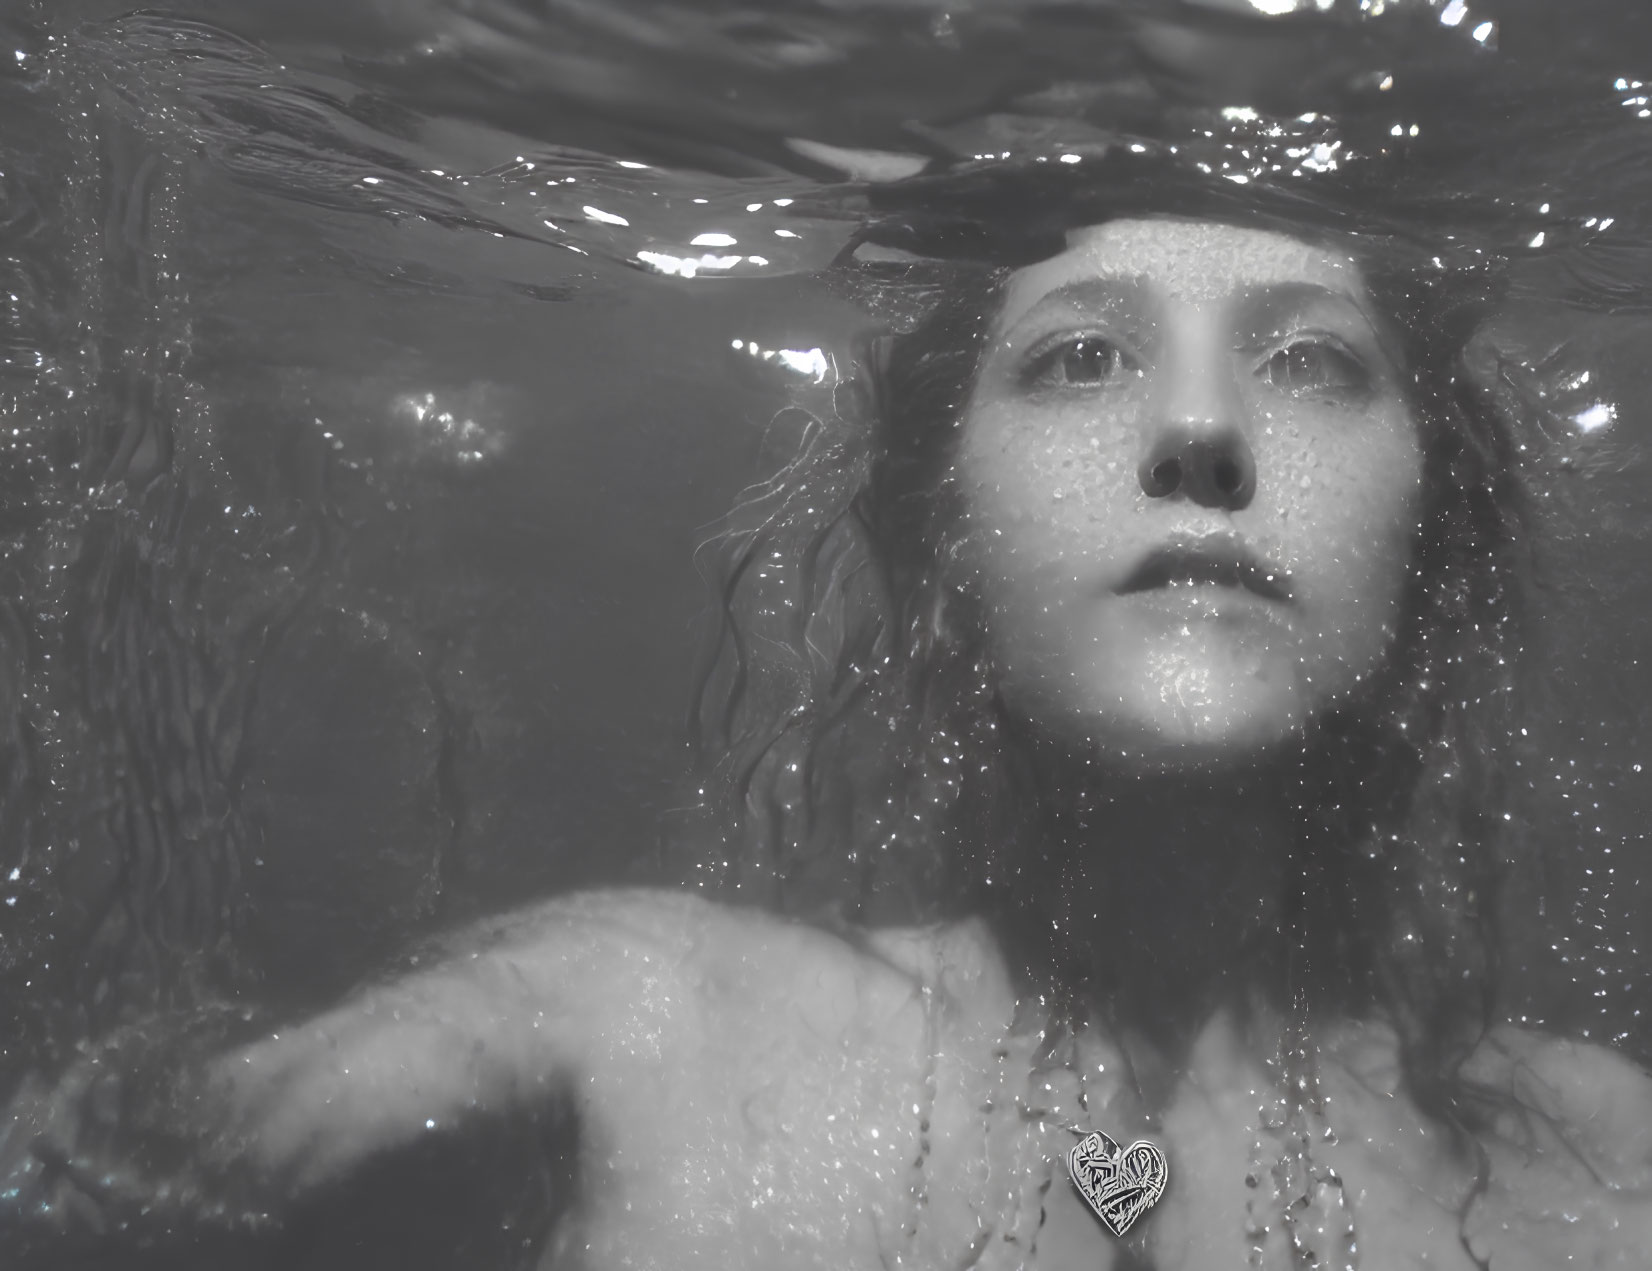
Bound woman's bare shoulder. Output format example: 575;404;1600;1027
446;887;1013;1052
1325;1019;1652;1268
1454;1025;1652;1269
475;886;1008;995
1461;1026;1652;1174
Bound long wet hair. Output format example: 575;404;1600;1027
686;168;1525;1127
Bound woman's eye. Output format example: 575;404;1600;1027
1025;337;1136;389
1260;339;1371;398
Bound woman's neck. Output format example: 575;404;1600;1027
1025;745;1296;1059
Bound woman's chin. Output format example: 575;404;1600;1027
1057;674;1311;773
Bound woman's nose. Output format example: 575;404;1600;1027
1137;425;1257;511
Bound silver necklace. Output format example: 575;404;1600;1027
901;981;941;1250
1067;1129;1170;1238
1031;1015;1172;1244
1045;1007;1361;1269
1244;1018;1361;1270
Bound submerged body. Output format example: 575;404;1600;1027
5;215;1645;1270
177;888;1652;1271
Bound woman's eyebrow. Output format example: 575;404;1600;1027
1237;279;1406;374
1238;280;1376;334
1004;275;1149;331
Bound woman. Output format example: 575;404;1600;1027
8;180;1652;1270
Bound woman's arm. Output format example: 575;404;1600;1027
201;889;702;1192
1;888;996;1271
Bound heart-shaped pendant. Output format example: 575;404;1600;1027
1067;1130;1169;1238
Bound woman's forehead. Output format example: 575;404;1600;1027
996;217;1366;331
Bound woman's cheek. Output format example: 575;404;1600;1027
1279;404;1422;694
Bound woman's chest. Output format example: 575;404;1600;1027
906;1010;1490;1271
549;912;1648;1271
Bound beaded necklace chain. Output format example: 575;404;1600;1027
901;981;941;1252
1244;1021;1361;1270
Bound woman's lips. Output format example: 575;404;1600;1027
1115;539;1293;604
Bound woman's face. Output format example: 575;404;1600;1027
956;218;1423;766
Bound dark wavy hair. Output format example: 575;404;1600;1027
685;174;1525;1129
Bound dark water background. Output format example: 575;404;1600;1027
5;3;1652;1251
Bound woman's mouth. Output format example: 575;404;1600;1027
1115;538;1293;604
